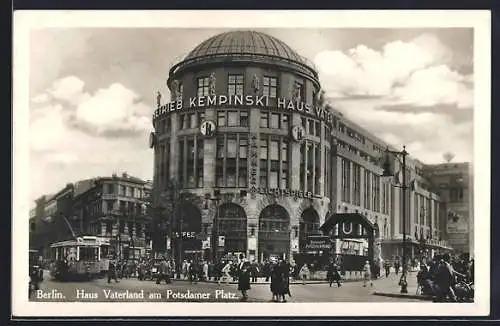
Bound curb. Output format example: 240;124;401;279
372;292;433;301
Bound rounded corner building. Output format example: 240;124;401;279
151;30;338;263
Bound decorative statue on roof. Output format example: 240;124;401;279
252;74;260;94
209;72;216;96
171;79;180;101
156;91;162;108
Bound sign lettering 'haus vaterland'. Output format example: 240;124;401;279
153;94;336;128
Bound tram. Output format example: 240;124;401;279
49;235;109;281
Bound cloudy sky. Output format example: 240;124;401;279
28;27;474;202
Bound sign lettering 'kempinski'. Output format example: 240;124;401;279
153;94;336;126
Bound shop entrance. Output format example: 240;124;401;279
320;213;379;273
258;204;290;262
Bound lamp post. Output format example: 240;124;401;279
382;145;409;294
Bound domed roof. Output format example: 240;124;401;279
184;30;308;65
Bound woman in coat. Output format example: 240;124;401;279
238;261;251;301
270;262;279;302
277;260;291;302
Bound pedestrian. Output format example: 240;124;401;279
299;263;310;285
264;260;271;282
363;260;373;287
107;259;119;283
276;259;290;302
219;261;232;285
189;260;199;284
327;262;342;287
384;261;391;278
156;256;170;284
270;262;279;302
434;253;465;302
203;261;208;281
238;261;251;301
394;259;400;275
250;260;259;283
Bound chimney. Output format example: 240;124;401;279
112;173;117;178
122;172;128;178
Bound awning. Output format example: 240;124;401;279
320;213;378;233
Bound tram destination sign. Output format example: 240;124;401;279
305;235;332;250
153;94;336;127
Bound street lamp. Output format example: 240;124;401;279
381;145;409;294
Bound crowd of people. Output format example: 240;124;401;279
416;254;474;302
103;252;474;302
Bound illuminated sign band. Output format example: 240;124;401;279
253;187;315;199
153;94;336;127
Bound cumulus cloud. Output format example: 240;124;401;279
315;33;471;109
316;32;473;166
29;76;154;200
31;76;152;136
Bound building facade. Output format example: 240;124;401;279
151;30;454;264
28;174;153;260
423;162;472;254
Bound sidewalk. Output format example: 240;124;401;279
371;272;433;301
172;276;369;285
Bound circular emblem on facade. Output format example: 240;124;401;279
200;120;217;137
149;132;156;148
291;124;305;142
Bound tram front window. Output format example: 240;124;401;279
79;247;99;261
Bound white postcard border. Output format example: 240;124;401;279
12;10;491;317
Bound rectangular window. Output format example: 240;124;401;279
197;139;204;187
282;114;289;131
240;111;249;127
341;159;351;203
260;139;268;160
373;174;380;212
263;76;278;98
301;117;307;132
227;137;237;158
260;112;269;128
260;170;267;188
270;140;279;161
178;83;183;99
228;74;244;96
308;120;315;135
197;77;210;97
217;111;226;127
216;136;225;159
270;113;280;129
227;111;238;127
315;121;321;137
239;138;248;159
353;164;361;206
107;184;115;194
300;144;306;190
364;170;371;210
314;146;321;195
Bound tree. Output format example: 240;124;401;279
150;178;197;256
443;152;455;163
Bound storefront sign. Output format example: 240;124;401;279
248;134;259;199
253;187;314;199
173;231;196;239
153;94;336;128
305;235;332;250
